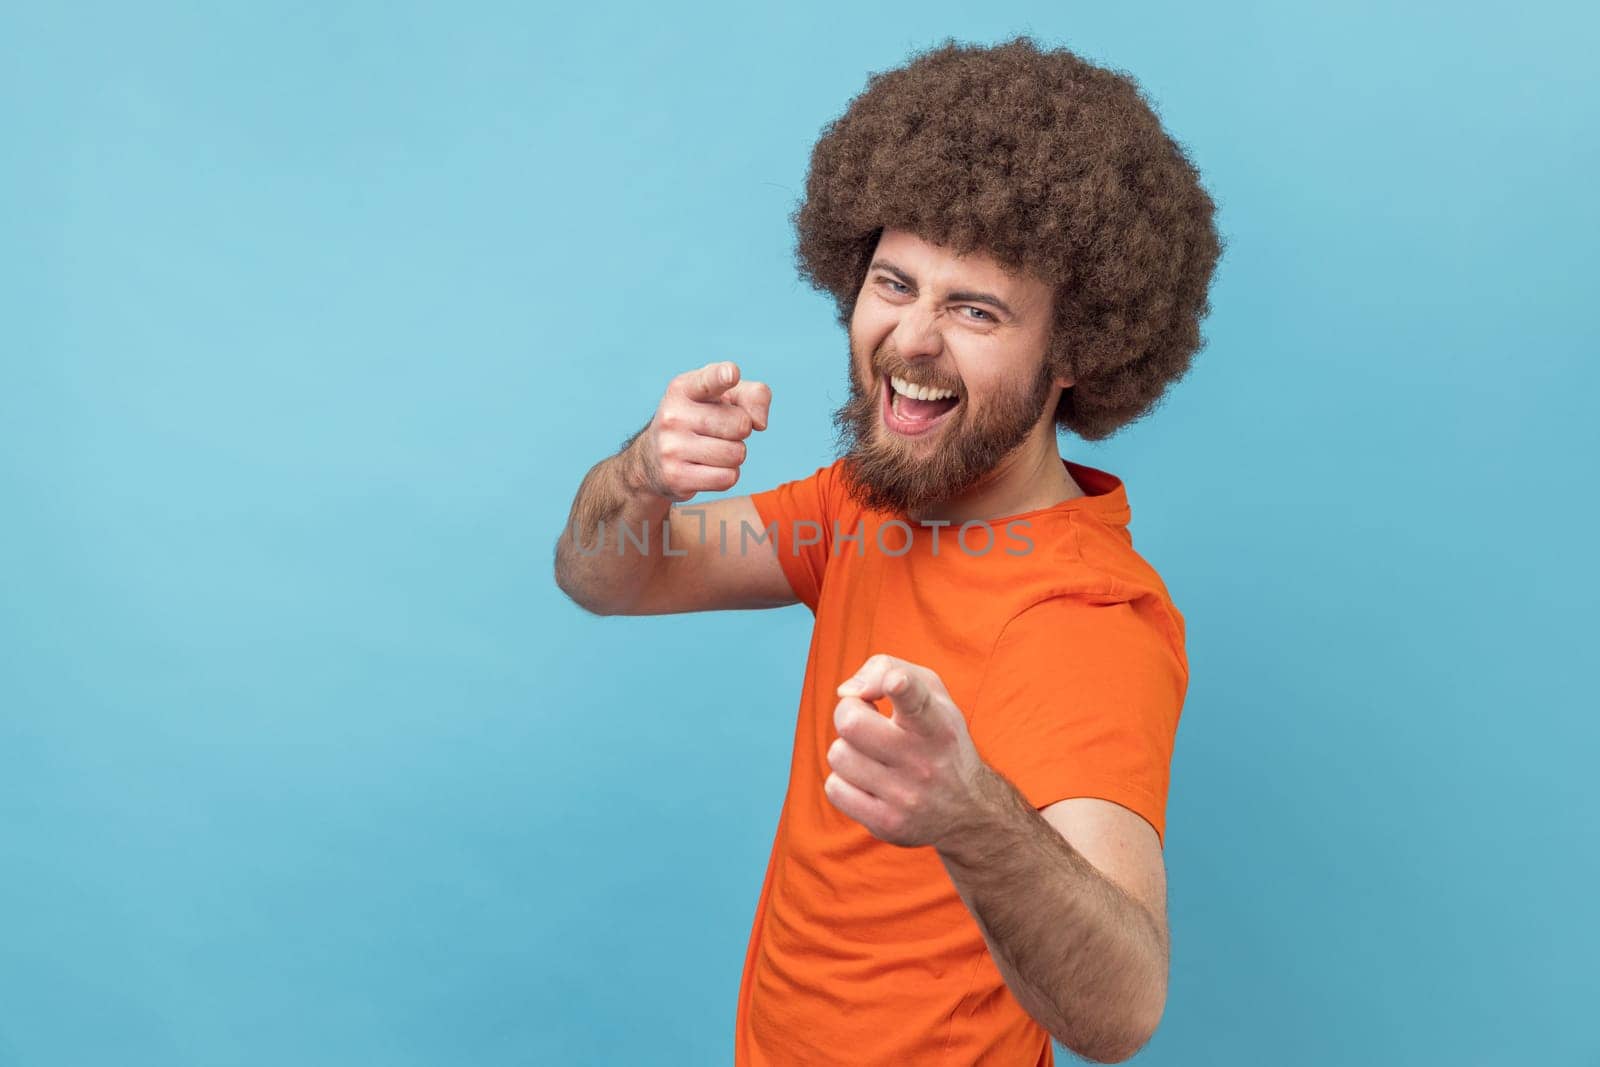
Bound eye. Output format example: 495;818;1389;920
960;306;995;323
878;277;911;295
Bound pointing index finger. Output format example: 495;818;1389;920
838;654;938;731
837;653;906;700
884;668;935;726
681;361;740;402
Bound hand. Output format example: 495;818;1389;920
631;361;771;503
824;654;992;850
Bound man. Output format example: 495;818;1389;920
554;36;1221;1065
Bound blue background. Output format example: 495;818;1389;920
3;2;1596;1063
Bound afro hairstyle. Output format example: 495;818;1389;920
792;35;1225;440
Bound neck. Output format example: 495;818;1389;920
908;425;1085;525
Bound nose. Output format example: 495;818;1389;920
890;299;945;363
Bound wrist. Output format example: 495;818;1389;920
936;761;1017;866
616;429;660;498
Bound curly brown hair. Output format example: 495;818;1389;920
792;36;1224;441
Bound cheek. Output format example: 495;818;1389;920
851;299;895;350
963;345;1043;396
954;361;1001;403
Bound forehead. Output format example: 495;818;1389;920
872;228;1049;301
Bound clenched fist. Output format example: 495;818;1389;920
631;361;772;503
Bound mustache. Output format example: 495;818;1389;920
868;361;964;397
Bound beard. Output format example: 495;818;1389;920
830;344;1056;516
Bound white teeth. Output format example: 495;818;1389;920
890;375;957;402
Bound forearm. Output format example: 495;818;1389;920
553;425;672;615
936;765;1168;1063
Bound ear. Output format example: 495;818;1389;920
1045;353;1074;392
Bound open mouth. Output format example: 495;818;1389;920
881;374;960;436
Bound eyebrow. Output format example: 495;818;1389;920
868;259;1018;320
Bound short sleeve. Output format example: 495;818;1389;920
747;461;843;613
969;594;1187;844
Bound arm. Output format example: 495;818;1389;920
936;779;1168;1064
553;360;795;616
823;654;1169;1064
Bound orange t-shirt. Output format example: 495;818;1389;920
735;456;1188;1066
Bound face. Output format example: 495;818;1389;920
831;228;1069;515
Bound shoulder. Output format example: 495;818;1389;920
751;457;859;521
1057;512;1188;668
990;556;1188;693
